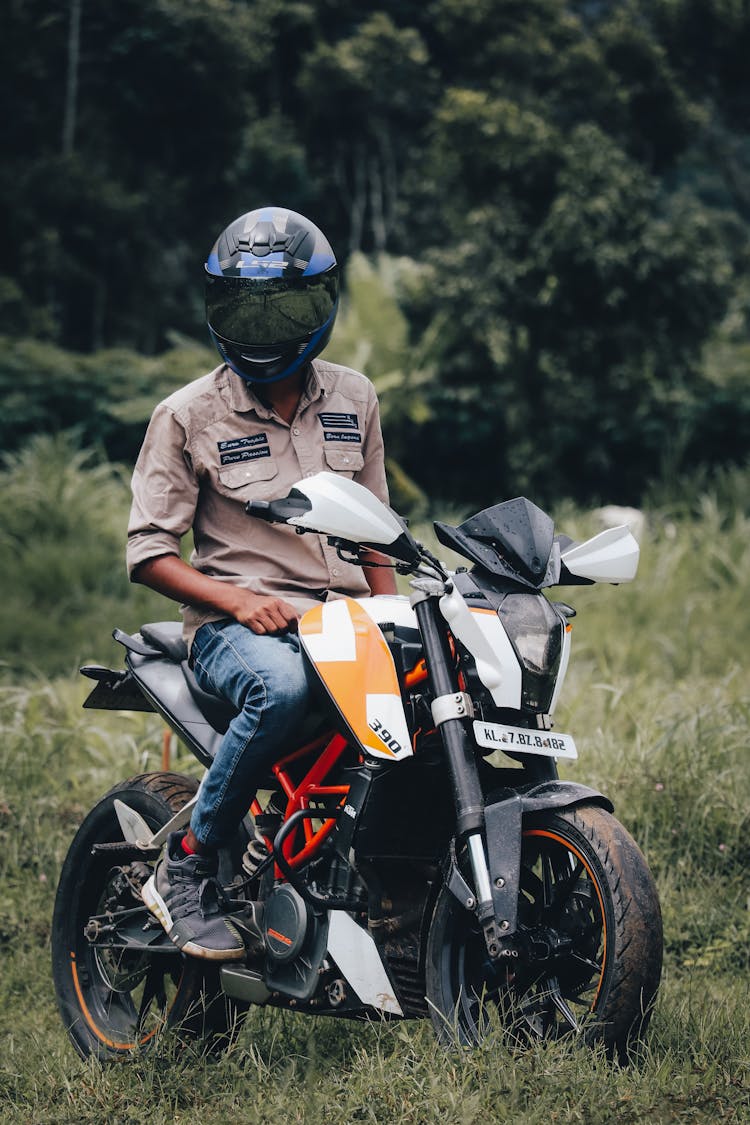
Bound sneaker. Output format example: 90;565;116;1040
141;832;246;961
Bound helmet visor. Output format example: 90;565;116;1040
206;270;338;347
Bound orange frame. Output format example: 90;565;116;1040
250;730;352;874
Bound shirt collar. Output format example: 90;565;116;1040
300;361;325;408
226;362;325;418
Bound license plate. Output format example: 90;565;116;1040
472;720;578;760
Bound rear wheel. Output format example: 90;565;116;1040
426;804;662;1058
51;772;248;1060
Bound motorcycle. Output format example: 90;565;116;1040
52;472;662;1061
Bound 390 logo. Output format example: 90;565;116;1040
368;717;403;755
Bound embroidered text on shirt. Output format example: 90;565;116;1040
218;433;270;465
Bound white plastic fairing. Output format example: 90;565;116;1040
439;588;523;709
288;472;406;545
561;525;639;583
356;595;418;631
327;910;403;1016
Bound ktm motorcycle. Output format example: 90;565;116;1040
52;473;662;1061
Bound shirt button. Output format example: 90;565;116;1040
332;568;340;577
293;427;300;435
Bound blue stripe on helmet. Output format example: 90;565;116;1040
303;249;337;276
206;249;222;275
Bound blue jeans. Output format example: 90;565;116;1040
189;620;312;848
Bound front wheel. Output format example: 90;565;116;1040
425;804;662;1058
51;772;247;1061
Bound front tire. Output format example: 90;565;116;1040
425;804;662;1058
51;772;247;1061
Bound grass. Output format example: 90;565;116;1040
1;449;749;1121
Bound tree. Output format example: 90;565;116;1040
297;13;436;254
400;1;734;505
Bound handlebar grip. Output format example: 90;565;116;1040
245;500;274;521
245;494;314;524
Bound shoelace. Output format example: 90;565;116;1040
167;866;229;921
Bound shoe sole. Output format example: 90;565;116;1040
142;875;246;962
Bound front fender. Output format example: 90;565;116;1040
445;782;613;938
519;779;613;816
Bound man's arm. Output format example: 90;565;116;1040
133;555;299;635
128;404;299;636
360;549;398;596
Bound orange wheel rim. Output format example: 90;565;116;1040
523;828;608;1010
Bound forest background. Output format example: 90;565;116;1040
1;2;749;1122
2;0;750;510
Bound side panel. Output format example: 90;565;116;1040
327;910;403;1016
299;598;413;761
355;594;419;631
127;655;222;766
438;588;523;709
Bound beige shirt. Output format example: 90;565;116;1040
127;359;389;647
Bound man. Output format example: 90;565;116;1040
127;207;395;961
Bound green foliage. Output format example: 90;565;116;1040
2;0;749;505
327;253;431;513
408;30;736;504
0;334;215;462
0;434;171;676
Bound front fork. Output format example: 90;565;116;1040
411;585;512;960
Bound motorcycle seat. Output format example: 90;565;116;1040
140;621;188;663
138;621;335;740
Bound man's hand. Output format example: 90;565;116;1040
132;555;298;634
229;590;299;635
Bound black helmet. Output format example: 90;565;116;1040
205;207;339;384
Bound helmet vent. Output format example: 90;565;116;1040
237;220;300;258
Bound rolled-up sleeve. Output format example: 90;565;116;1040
126;404;198;579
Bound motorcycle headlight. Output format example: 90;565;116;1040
496;593;564;713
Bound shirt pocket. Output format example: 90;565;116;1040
323;447;365;478
216;458;280;500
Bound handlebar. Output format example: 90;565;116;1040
245;493;313;524
245;499;274;521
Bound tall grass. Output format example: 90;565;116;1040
0;443;749;1121
0;434;171;677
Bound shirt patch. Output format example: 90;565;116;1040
324;431;362;443
218;433;270;464
217;434;268;453
220;446;271;465
319;412;359;430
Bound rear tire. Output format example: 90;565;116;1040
425;803;662;1059
51;772;248;1060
